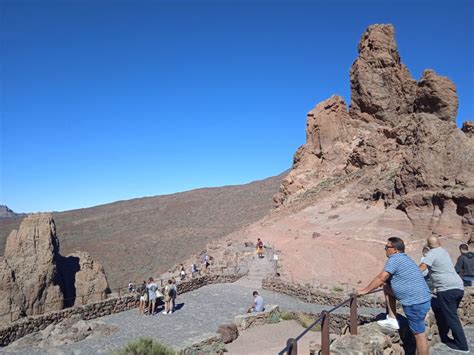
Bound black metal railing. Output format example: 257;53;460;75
279;288;383;355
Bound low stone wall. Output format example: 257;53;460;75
234;305;279;331
0;272;245;347
459;286;474;325
262;277;384;308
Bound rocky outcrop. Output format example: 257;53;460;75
275;24;474;238
0;214;109;323
349;24;417;122
1;214;64;322
58;252;109;307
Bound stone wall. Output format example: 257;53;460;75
262;277;384;308
0;272;245;347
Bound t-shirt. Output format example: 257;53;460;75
147;282;158;299
384;253;431;306
254;295;264;312
422;247;464;292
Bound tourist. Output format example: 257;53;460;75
357;237;431;355
420;235;469;353
247;291;265;313
455;243;474;286
128;281;134;293
162;279;173;314
191;263;199;278
180;264;186;280
171;278;177;312
202;252;210;272
147;277;158;315
138;281;148;315
256;238;264;258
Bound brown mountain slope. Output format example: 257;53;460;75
0;172;286;288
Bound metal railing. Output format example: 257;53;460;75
279;289;383;355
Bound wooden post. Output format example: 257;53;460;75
321;311;330;355
350;293;358;335
118;288;121;298
286;337;298;355
82;295;85;305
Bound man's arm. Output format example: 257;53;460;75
454;256;463;274
419;263;428;272
357;271;390;295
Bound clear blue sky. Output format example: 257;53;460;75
1;0;473;213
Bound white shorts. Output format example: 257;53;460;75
140;296;146;302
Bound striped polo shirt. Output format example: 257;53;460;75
384;253;431;306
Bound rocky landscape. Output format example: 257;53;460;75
0;173;284;288
0;214;108;323
202;24;473;289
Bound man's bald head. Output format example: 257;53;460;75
427;235;441;249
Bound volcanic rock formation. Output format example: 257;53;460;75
0;214;109;323
274;24;474;239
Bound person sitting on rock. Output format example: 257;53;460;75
147;277;158;315
357;237;431;355
455;243;474;287
247;291;264;313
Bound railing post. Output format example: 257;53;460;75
118;288;121;298
286;337;298;355
321;310;330;355
350;292;358;335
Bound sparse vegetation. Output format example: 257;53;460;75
280;310;295;321
331;285;345;293
297;313;321;331
114;337;175;355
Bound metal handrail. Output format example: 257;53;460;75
278;288;383;355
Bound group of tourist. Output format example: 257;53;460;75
358;235;473;354
135;277;178;316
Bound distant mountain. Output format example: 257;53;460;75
0;172;286;288
0;205;25;220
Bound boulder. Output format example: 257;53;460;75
216;323;238;343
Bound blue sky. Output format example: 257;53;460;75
1;0;473;213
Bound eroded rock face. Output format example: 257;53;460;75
1;214;64;322
349;24;417;121
415;69;458;122
276;24;474;238
59;251;109;307
0;214;109;323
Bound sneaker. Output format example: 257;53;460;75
377;316;399;330
162;311;168;314
446;343;470;353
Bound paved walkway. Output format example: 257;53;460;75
1;255;472;354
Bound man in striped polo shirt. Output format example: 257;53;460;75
357;237;432;355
